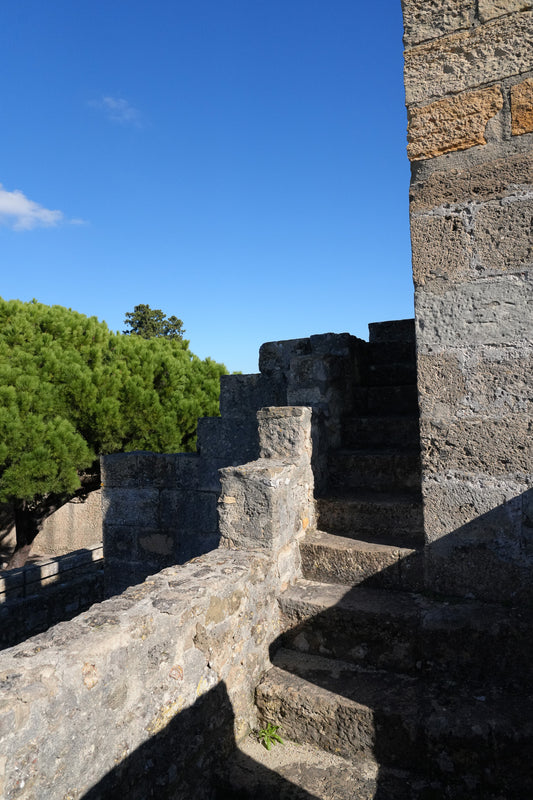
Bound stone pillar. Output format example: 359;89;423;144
218;407;315;590
403;1;533;601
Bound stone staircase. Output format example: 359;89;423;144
220;320;533;799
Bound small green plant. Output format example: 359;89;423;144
256;723;284;751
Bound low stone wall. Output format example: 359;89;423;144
0;406;314;798
0;549;279;800
0;546;104;650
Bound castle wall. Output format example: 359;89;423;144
403;0;533;599
0;406;315;798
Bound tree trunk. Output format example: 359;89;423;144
5;500;42;569
2;468;101;571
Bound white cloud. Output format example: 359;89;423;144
0;184;64;231
92;95;141;126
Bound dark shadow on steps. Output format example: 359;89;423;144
264;489;533;799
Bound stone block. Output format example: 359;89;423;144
258;406;313;462
100;453;140;488
474;196;533;271
219;460;314;553
219;373;284;419
423;478;533;602
419;416;532;475
196;416;259;463
138;532;175;557
415;274;533;348
411;212;472;287
418;348;533;418
407;85;503;161
402;0;473;46
404;12;533;105
409;151;533;211
102;524;140;560
160;489;218;533
178;532;220;563
101;488;159;527
308;332;357;356
368;318;415;343
422;472;527;542
135;452;178;488
511;77;533;135
197;457;226;492
174;453;201;488
478;0;531;23
258;337;311;376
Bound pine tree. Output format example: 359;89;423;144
0;298;226;568
123;304;185;339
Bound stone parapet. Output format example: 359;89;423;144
0;546;104;650
219;407;315;590
0;548;281;799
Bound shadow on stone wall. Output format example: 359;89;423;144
0;547;104;650
79;680;321;800
71;492;533;799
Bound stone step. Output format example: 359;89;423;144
218;736;380;800
353;384;419;416
256;649;533;793
218;735;486;800
216;729;446;800
342;414;420;449
316;491;423;543
368;318;415;344
300;531;422;590
328;450;421;492
276;579;532;685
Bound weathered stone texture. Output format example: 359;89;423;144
420;416;532;475
473;196;533;270
219;407;315;559
407;86;504;161
0;549;282;799
478;0;532;23
411;212;472;287
401;0;474;46
415;275;532;346
511;76;533;134
418;349;533;418
258;406;314;462
409;152;533;211
404;0;533;598
404;12;533;105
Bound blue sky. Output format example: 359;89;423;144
1;1;412;374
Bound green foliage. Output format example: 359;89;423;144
123;304;185;339
0;298;227;506
255;723;284;751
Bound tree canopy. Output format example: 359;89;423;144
123;304;185;339
0;298;226;567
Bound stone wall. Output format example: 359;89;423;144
103;332;364;595
0;546;104;650
0;406;314;798
0;491;103;559
403;0;533;600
